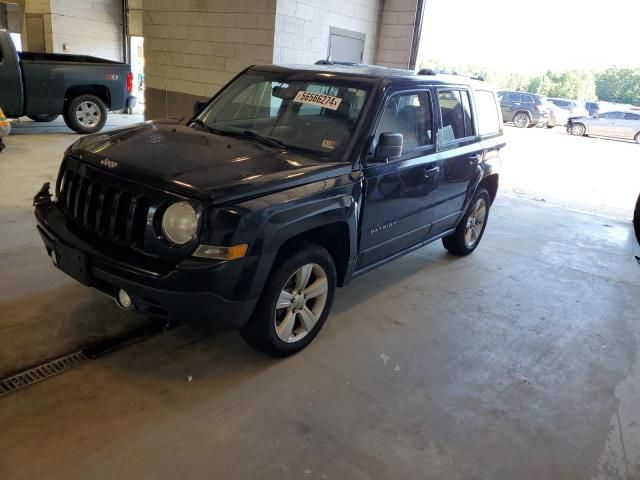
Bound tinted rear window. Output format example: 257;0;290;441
624;113;640;120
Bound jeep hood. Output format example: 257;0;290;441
67;121;351;203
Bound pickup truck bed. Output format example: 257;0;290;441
0;28;135;133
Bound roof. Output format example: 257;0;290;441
250;63;491;88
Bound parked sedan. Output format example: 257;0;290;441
567;111;640;143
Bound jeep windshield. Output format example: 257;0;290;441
194;70;370;160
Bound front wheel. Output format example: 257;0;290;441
240;241;336;357
635;132;640;144
63;94;107;134
513;113;530;128
442;188;491;256
570;123;586;136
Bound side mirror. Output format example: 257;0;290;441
193;100;208;116
373;133;403;163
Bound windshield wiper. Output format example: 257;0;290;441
191;118;215;134
240;130;287;149
191;122;286;149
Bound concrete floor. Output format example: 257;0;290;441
1;118;640;479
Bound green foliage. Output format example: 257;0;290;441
533;71;596;100
595;68;640;105
417;58;600;101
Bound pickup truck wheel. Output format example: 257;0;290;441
240;241;336;357
63;94;107;134
28;114;59;122
442;188;491;256
513;113;530;128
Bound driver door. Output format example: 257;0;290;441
357;89;442;270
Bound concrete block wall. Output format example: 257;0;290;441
143;0;277;120
23;0;54;52
375;0;417;69
273;0;382;65
49;0;124;61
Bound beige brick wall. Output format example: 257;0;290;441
23;0;54;52
375;0;417;69
273;0;381;65
143;0;276;107
49;0;123;61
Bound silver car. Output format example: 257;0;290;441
567;111;640;143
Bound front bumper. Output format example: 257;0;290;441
34;186;257;331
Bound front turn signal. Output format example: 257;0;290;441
192;244;248;260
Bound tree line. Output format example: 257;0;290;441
418;59;640;105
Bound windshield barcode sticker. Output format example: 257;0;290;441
293;92;342;110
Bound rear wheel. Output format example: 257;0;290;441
635;132;640;144
443;188;491;256
63;94;107;134
240;241;336;357
513;113;530;128
546;124;555;129
28;114;59;122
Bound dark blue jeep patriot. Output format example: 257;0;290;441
33;63;505;356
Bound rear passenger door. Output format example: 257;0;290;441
357;89;441;270
429;88;483;236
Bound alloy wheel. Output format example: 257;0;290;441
464;198;487;248
514;114;529;128
571;124;585;136
75;101;102;128
274;263;329;343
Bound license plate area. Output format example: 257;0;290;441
54;242;91;286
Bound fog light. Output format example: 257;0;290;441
115;289;133;310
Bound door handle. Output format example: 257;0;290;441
424;166;440;178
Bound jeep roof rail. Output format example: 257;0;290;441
417;68;485;82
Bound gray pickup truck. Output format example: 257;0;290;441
0;28;135;133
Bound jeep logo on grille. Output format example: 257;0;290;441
99;159;118;169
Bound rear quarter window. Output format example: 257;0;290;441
475;90;501;136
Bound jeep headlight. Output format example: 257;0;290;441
162;201;198;245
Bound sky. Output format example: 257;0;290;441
418;0;640;74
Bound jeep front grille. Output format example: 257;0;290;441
57;166;150;249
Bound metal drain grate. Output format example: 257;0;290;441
0;351;88;398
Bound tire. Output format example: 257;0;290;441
28;114;59;122
546;125;555;129
635;132;640;144
634;194;640;245
442;188;491;256
513;112;530;128
570;123;586;136
240;241;336;357
63;94;107;134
